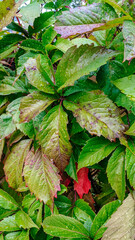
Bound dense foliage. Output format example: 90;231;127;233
0;0;135;239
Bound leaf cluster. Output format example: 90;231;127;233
0;0;135;239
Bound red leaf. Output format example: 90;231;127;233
74;168;91;198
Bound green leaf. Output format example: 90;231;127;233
65;154;77;181
107;146;125;201
54;195;72;216
51;50;63;64
112;75;135;101
0;215;20;232
126;140;135;188
42;214;90;238
64;77;98;97
7;98;34;139
0;208;14;221
64;91;125;141
36;54;55;88
58;184;67;195
15;210;38;229
0;45;17;60
21;40;45;54
0;77;27;95
7;130;24;147
7;22;29;37
53;38;96;54
0;234;3;240
20;2;40;26
55;45;118;90
5;230;29;240
33;12;56;33
0;0;24;31
78;137;118;169
0;113;16;140
123;20;135;62
115;93;135;115
90;200;120;239
0;189;19;211
102;193;135;240
74;199;95;224
0;33;25;60
19;91;56;123
42;27;57;46
4;140;32;190
24;57;55;94
23;148;61;203
16;51;36;80
22;194;36;213
37;105;72;171
125;122;135;136
54;38;74;53
55;3;117;38
102;0;131;16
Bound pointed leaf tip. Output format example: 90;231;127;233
23;148;61;203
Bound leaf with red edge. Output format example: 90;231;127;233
74;168;91;199
23;148;61;203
